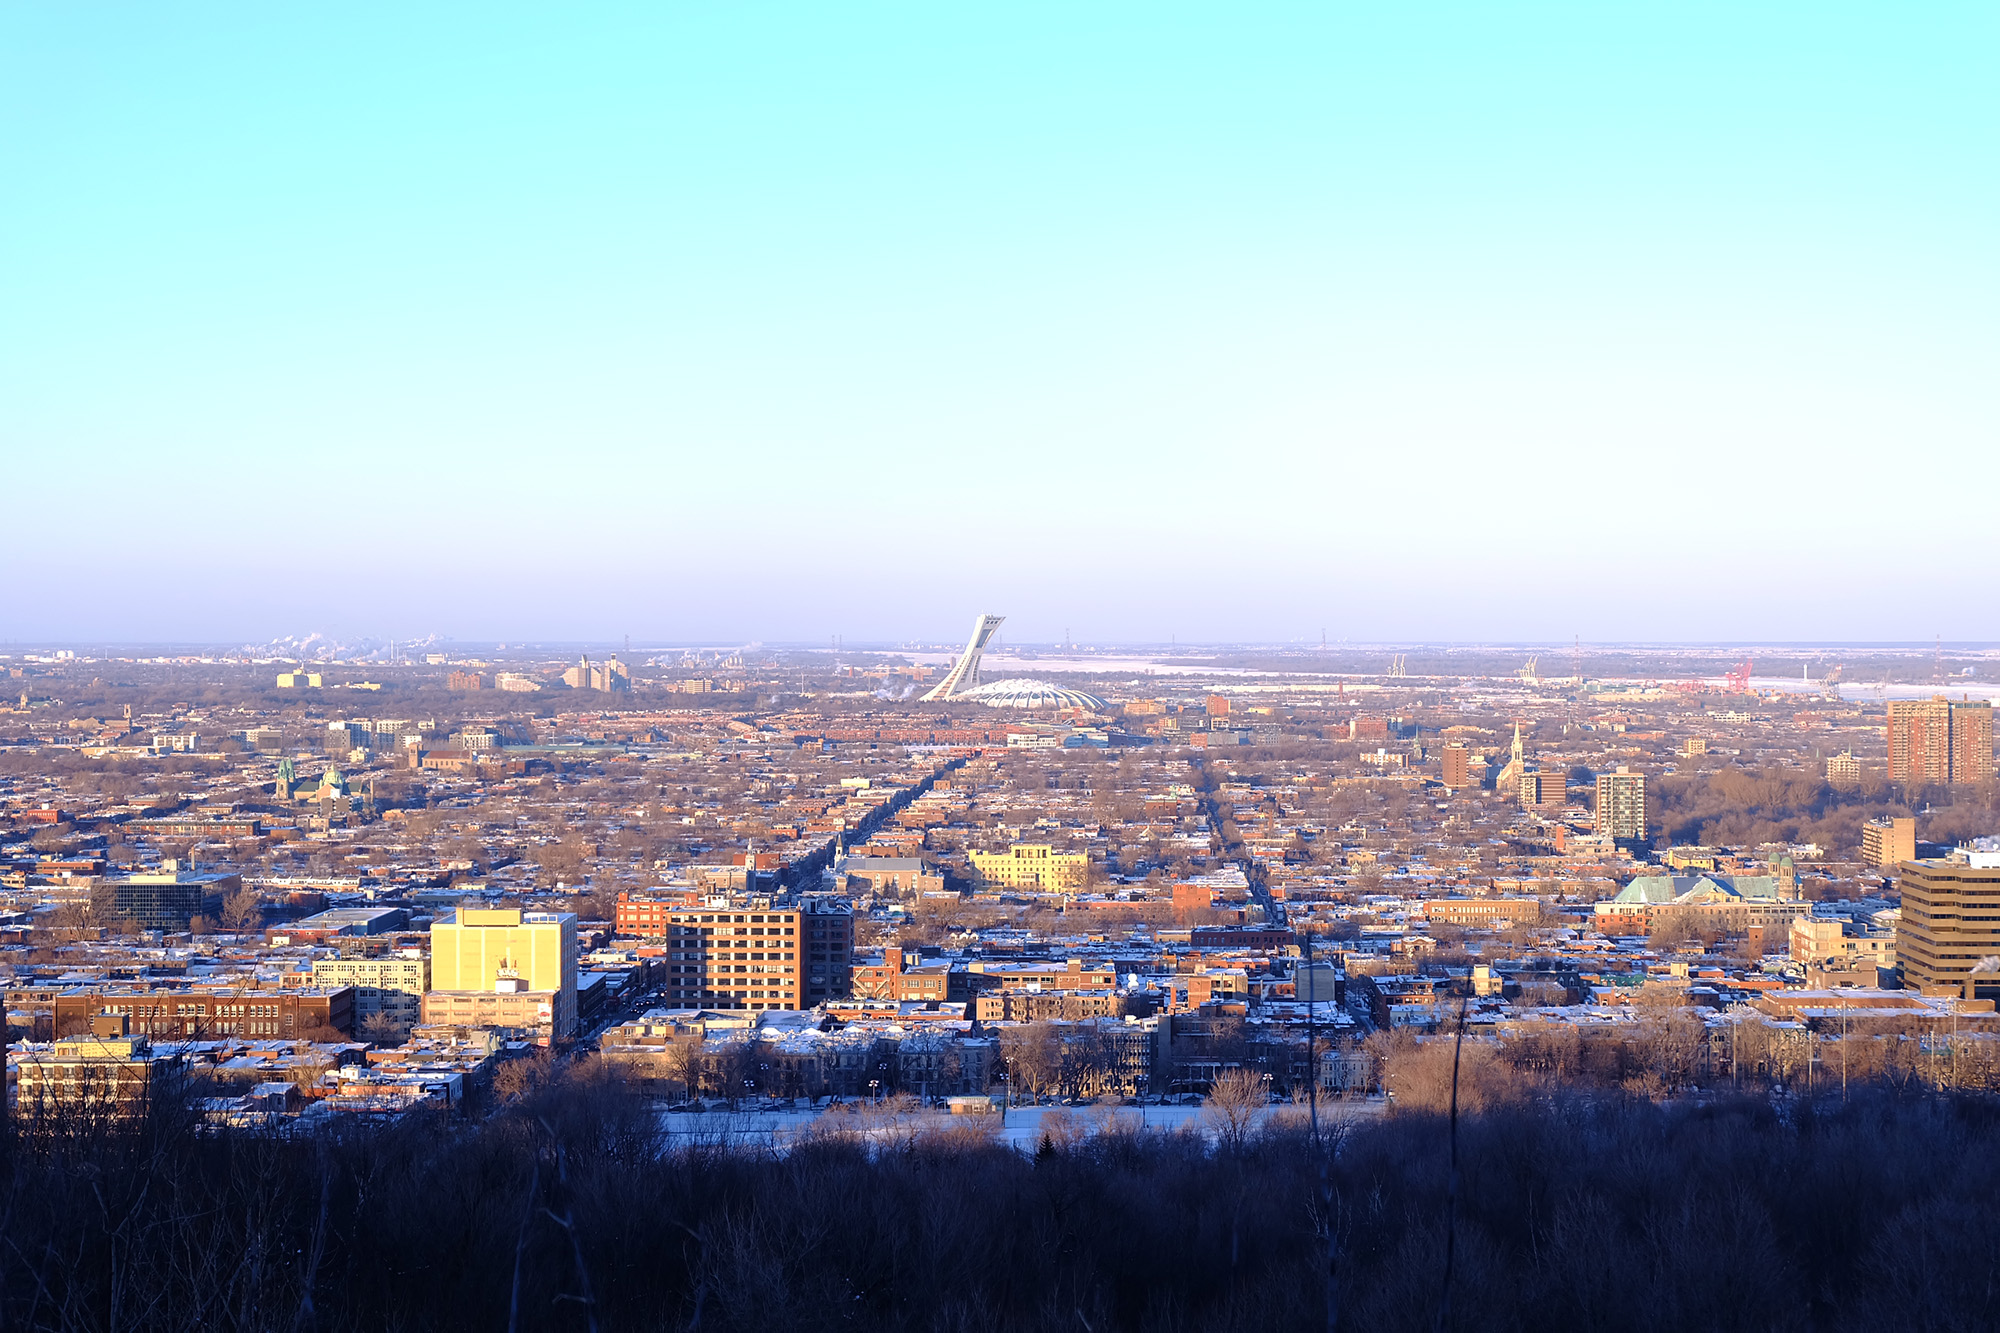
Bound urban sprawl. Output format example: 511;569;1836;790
7;622;2000;1133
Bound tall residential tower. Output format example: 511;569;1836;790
1887;696;1993;785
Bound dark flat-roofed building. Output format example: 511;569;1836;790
101;861;241;931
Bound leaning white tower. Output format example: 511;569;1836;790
921;614;1005;701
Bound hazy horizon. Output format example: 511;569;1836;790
5;4;1994;644
8;634;1999;658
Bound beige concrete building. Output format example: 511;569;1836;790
418;989;562;1043
1788;915;1895;975
1861;816;1916;870
1897;860;2000;999
14;1035;188;1122
313;954;430;1037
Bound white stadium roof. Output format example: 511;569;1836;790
956;679;1108;710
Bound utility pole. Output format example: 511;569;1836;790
1301;926;1338;1333
1952;996;1961;1089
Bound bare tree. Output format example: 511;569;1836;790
662;1039;706;1100
220;888;263;932
1000;1023;1061;1104
1202;1067;1265;1153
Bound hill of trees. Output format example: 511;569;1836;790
9;1064;2000;1331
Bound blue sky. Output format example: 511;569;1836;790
2;3;1994;645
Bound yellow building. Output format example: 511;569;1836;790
429;907;578;1037
276;671;324;688
967;843;1088;892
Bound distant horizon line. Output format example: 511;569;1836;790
6;639;2000;654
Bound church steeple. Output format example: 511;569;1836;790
1511;721;1525;768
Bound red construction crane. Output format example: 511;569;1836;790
1724;659;1754;692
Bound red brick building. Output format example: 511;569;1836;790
57;986;355;1041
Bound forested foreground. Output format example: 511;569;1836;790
8;1077;2000;1333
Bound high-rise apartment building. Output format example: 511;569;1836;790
1886;696;1992;785
1888;697;1952;784
1897;860;2000;998
429;908;578;1038
1826;751;1862;786
1860;816;1916;870
1950;699;1994;786
1441;743;1471;791
659;902;851;1012
1594;767;1648;841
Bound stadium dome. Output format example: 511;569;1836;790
957;679;1108;710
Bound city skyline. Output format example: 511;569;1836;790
5;4;1997;644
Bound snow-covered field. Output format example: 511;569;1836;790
658;1099;1385;1153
